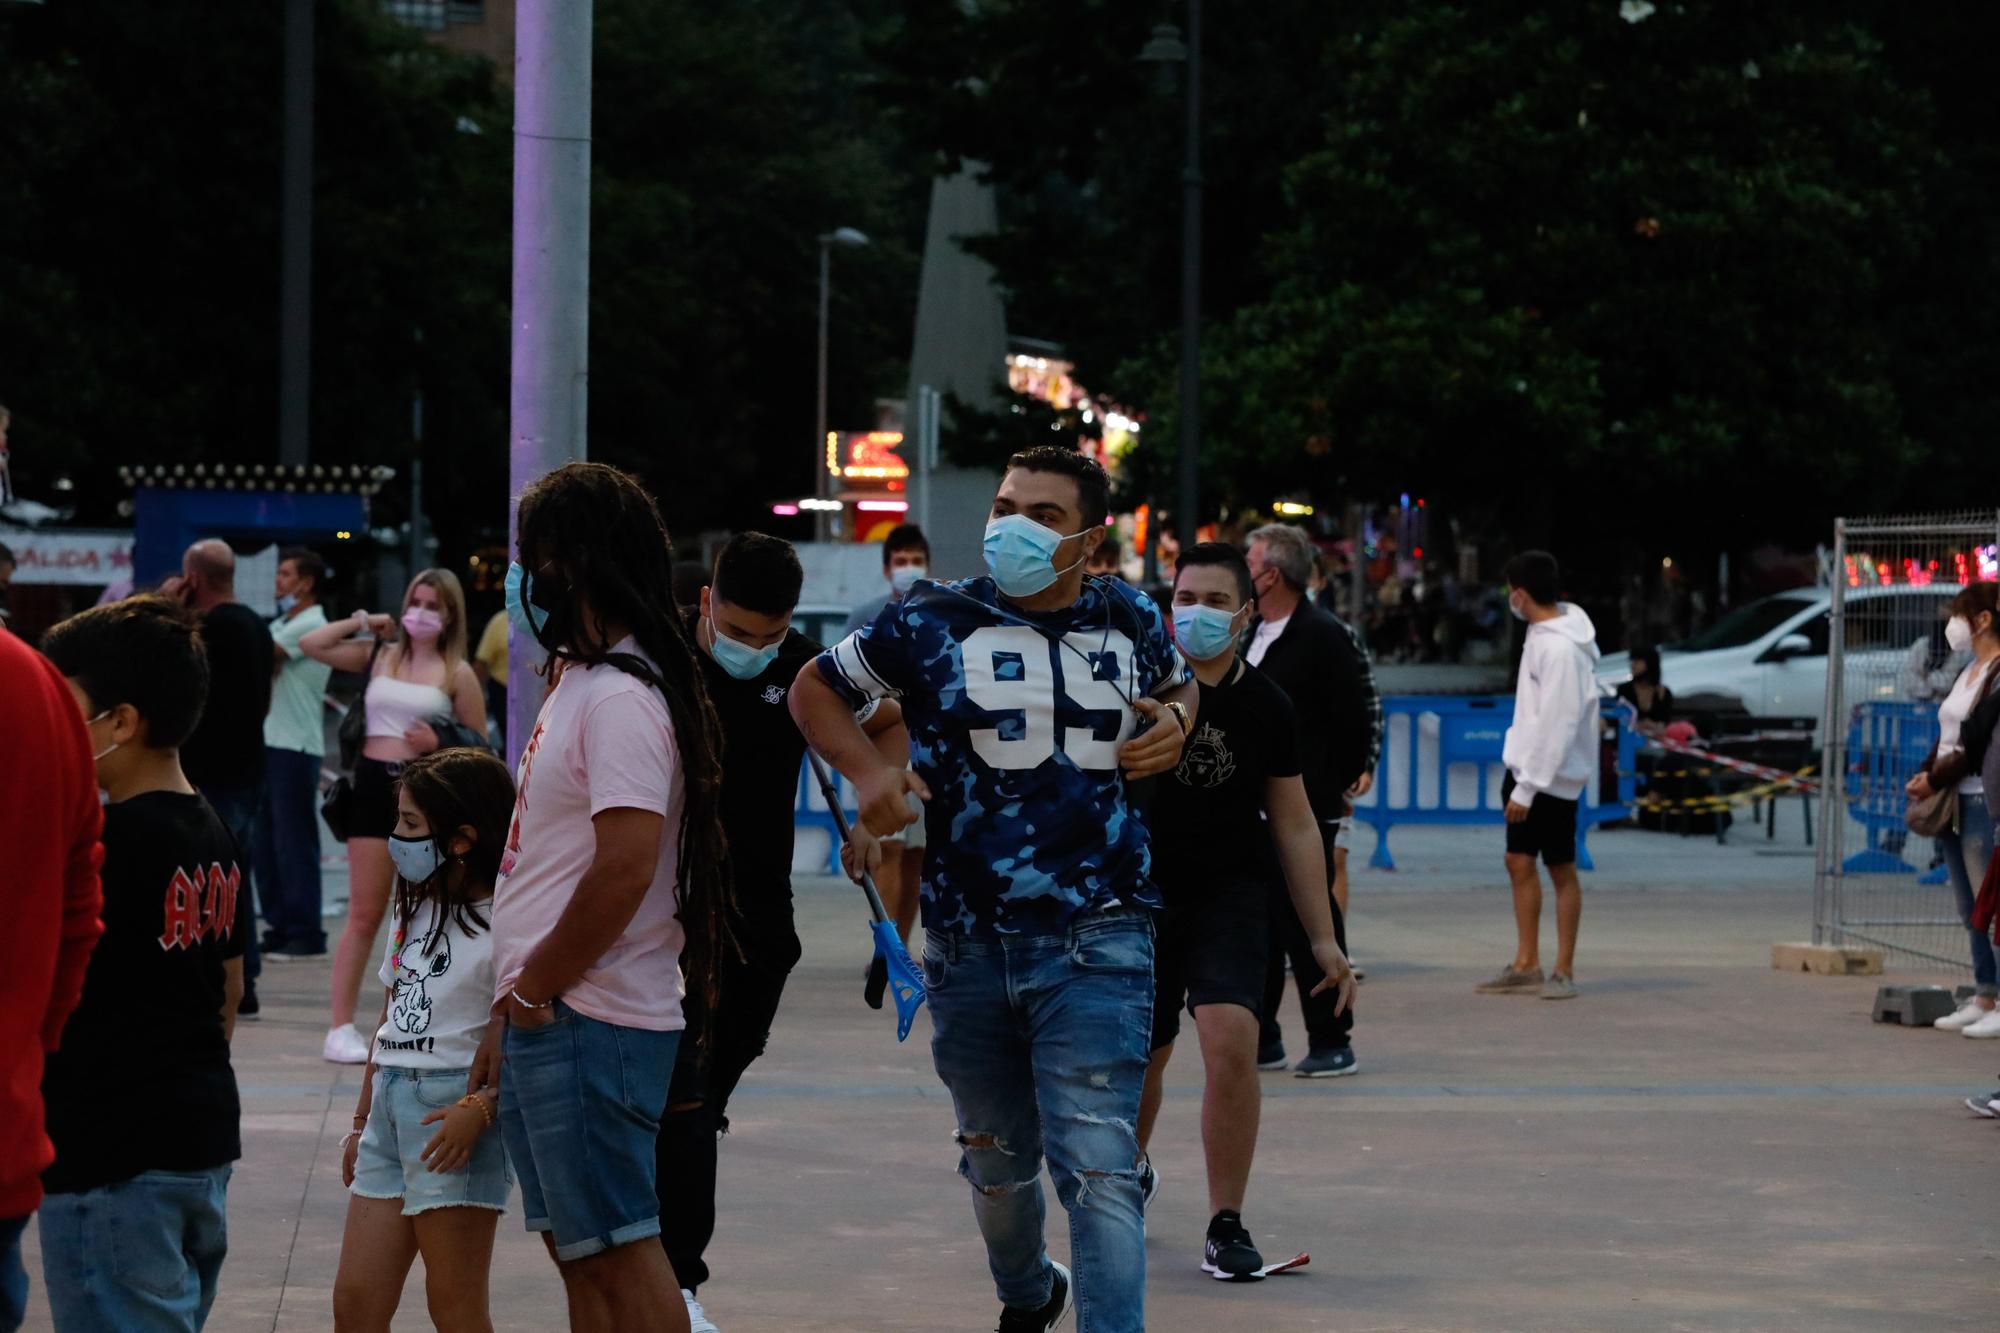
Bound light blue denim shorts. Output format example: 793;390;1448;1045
351;1065;513;1216
499;1000;681;1261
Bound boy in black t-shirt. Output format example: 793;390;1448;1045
38;596;243;1332
1136;544;1355;1282
656;533;907;1330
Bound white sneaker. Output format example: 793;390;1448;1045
1961;1009;2000;1039
1935;999;1991;1031
322;1024;371;1064
682;1289;719;1333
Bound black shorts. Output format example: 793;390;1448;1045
1501;773;1578;867
1151;889;1269;1051
349;757;405;840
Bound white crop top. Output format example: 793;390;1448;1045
365;674;454;741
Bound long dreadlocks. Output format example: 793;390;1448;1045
515;462;738;1043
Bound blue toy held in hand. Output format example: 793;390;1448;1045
806;751;928;1041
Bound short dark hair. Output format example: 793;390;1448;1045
713;532;803;617
671;560;709;611
41;595;209;750
881;524;930;568
279;546;326;593
1004;446;1109;528
1175;542;1253;604
0;540;14;567
1503;550;1561;606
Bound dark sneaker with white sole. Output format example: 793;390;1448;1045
1294;1045;1357;1078
1139;1158;1160;1212
1256;1039;1288;1071
1966;1092;2000;1118
996;1260;1072;1332
1202;1210;1265;1281
1477;965;1544;994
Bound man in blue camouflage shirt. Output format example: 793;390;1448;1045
791;447;1196;1333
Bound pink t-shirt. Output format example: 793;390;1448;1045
492;639;688;1032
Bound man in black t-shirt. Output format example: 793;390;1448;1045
38;596;243;1331
1135;544;1355;1283
654;533;906;1328
166;539;273;1016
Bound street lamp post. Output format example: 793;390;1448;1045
1140;5;1203;564
816;227;870;542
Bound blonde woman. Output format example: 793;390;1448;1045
302;569;486;1063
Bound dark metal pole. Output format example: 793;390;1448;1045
816;240;832;542
278;0;314;467
1174;0;1202;556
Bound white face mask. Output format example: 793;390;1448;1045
1947;616;1975;653
890;564;926;597
1508;590;1529;623
85;709;121;763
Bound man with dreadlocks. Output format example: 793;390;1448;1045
793;446;1198;1333
479;462;733;1333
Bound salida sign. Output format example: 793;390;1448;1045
0;529;135;586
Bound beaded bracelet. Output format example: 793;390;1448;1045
457;1094;495;1129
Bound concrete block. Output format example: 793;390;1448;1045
1871;985;1958;1026
1770;941;1885;976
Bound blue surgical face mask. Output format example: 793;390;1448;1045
1173;604;1244;662
706;620;781;681
275;593;300;616
388;833;444;884
505;561;548;641
890;564;926;597
983;513;1085;599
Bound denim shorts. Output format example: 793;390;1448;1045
351;1066;513;1216
499;999;681;1261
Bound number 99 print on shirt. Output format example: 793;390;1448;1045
816;575;1191;935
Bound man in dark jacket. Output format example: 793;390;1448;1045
1244;523;1380;1077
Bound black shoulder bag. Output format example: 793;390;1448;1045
320;640;385;843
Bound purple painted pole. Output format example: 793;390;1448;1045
506;0;592;768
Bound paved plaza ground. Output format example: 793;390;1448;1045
15;823;1998;1331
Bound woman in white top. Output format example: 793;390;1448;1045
303;569;486;1064
1906;582;2000;1036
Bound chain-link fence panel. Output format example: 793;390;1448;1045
1813;512;2000;972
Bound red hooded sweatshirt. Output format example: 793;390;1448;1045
0;630;105;1217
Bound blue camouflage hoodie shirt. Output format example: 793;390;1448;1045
816;575;1191;935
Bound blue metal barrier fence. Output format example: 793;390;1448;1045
1841;700;1938;876
1352;695;1638;871
795;695;1639;876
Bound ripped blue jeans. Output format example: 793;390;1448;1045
925;908;1154;1333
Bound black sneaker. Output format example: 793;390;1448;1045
1293;1045;1357;1078
1966;1092;2000;1118
864;954;889;1010
1256;1039;1287;1071
1138;1158;1160;1212
237;987;261;1020
1202;1210;1265;1282
996;1260;1072;1331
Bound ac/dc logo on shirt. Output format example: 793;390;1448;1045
160;862;240;951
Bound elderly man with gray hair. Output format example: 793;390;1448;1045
1242;523;1380;1078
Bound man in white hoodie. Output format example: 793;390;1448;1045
1480;550;1600;1001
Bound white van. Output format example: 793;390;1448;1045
1595;586;1959;720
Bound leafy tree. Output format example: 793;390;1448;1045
0;0;923;566
876;2;1996;581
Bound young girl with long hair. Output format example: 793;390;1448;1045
333;748;515;1333
303;568;487;1064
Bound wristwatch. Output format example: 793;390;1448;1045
1163;700;1192;737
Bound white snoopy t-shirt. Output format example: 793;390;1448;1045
372;896;497;1070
